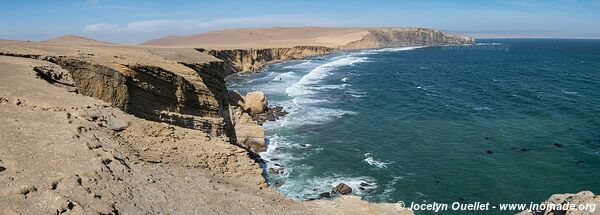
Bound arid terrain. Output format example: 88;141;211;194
1;27;596;215
142;26;475;49
0;35;414;214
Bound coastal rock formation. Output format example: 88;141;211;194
333;183;353;195
253;105;289;124
144;27;474;74
208;46;334;74
227;91;267;153
0;55;278;214
0;42;230;137
340;28;475;49
518;191;600;215
0;32;433;214
244;91;268;114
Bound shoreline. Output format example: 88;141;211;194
226;46;429;201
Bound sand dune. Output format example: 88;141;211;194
141;27;368;49
43;35;115;46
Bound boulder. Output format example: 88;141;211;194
253;105;289;124
268;166;285;175
333;183;352;195
244;91;267;114
229;107;266;153
518;191;600;215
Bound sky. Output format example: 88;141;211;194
1;0;599;44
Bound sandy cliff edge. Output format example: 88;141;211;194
0;39;413;214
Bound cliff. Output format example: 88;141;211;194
340;28;475;49
207;46;334;74
151;27;475;74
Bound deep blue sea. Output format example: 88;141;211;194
227;39;600;213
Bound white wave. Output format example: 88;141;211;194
277;175;377;200
363;153;392;169
286;55;367;97
341;77;348;82
377;46;425;52
283;61;316;69
282;107;356;127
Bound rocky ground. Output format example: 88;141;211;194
0;40;412;214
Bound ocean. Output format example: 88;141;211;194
226;39;600;212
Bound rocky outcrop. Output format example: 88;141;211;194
208;46;335;74
253;105;288;124
341;28;475;49
243;91;268;114
227;91;267;153
333;183;353;195
518;191;600;215
0;51;230;137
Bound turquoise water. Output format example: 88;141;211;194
227;39;600;212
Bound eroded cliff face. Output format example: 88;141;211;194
0;51;230;137
341;28;475;49
208;46;335;74
205;28;474;75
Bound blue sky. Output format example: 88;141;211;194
1;0;599;43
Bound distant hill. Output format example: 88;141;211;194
141;27;474;49
43;35;115;46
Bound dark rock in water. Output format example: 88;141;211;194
268;165;285;174
333;183;352;195
576;160;585;165
253;105;289;124
520;148;532;152
359;187;365;190
270;158;280;161
486;150;493;154
484;136;490;140
319;192;332;199
554;143;563;148
360;182;374;187
272;181;284;188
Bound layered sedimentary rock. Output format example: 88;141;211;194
227;91;267;153
0;42;229;137
208;46;334;74
190;28;473;74
340;28;475;49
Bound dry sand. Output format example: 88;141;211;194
142;27;370;49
